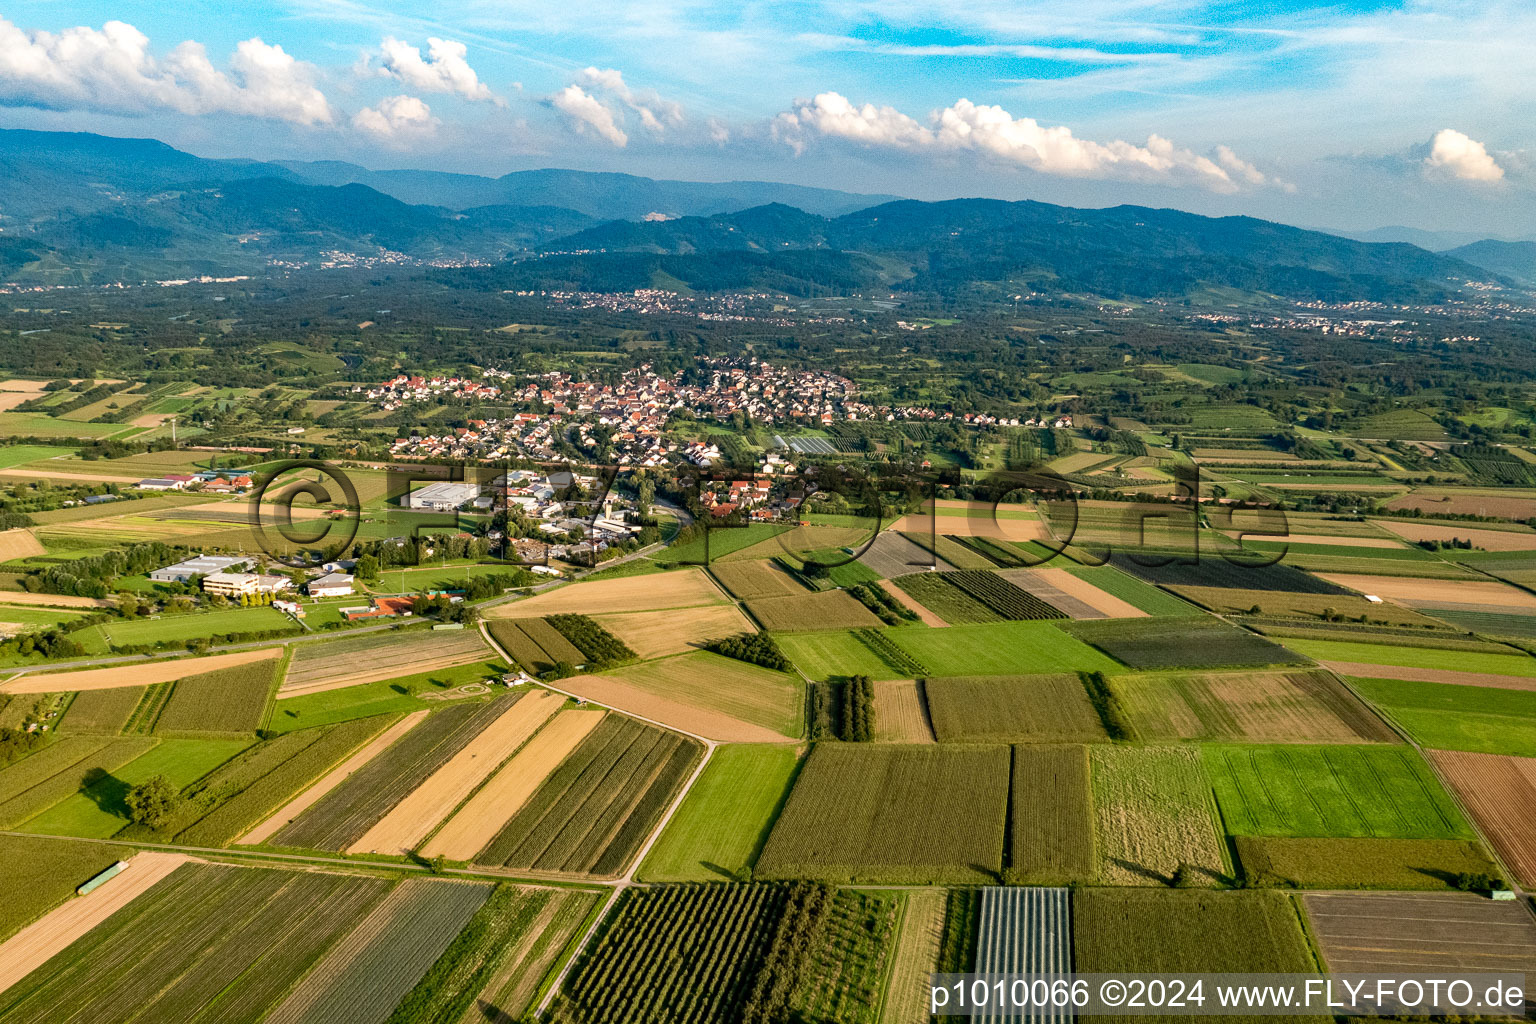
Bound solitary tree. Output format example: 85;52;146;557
125;775;181;828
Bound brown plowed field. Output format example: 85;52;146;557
1001;567;1147;619
0;591;114;609
1304;891;1536;975
420;709;606;861
872;680;935;743
4;647;282;693
1429;749;1536;886
0;852;190;994
0;529;44;561
349;690;566;855
237;711;428;844
1376;520;1536;551
553;673;790;743
1324;661;1536;691
279;629;492;696
1315;573;1536;611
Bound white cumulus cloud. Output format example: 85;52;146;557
550;84;628;146
373;37;500;105
0;17;331;124
577;67;682;133
776;92;1283;193
352;94;437;142
1423;128;1504;182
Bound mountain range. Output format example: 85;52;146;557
0;128;1527;301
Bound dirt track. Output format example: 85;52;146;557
3;647;282;693
349;691;565;856
237;712;427;845
0;852;189;994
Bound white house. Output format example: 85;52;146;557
306;572;355;598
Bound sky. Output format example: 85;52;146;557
0;0;1531;236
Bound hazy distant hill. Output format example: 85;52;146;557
0;128;1518;303
1447;240;1536;284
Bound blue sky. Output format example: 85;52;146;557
0;0;1531;234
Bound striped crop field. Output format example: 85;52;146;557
974;887;1073;1024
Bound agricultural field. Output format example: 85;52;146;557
67;606;298;654
386;884;601;1024
149;657;280;736
1062;565;1202;615
745;589;883;632
3;647;283;694
0;736;157;828
1011;745;1096;884
487;567;729;617
1075;889;1328;1024
719;525;874;565
1303;891;1536;976
1109;669;1396;743
1062;616;1307;669
18;737;249;838
281;628;493;696
925;675;1107;743
1283;636;1536;678
640;744;801;882
1105;553;1351;594
1169;586;1447;626
886;621;1121;677
880;889;947;1024
263;877;493;1024
756;743;1010;883
265;661;509;733
709;558;809;599
487;618;587;674
996;566;1143;619
1312;572;1536;612
974;887;1072;1024
271;700;511;851
1376;518;1536;550
1089;745;1227;886
871;679;936;742
1235;837;1500;890
59;686;144;733
1203;745;1472;839
892;572;1003;624
778;628;904;680
653;522;794;564
0;834;134;943
558;651;802;741
1429;750;1536;886
0;862;413;1024
421;709;605;862
475;715;703;876
858;531;953;577
1351;676;1536;755
350;690;565;856
593;604;755;659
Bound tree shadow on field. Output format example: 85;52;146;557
1108;857;1174;886
78;767;132;815
390;683;409;695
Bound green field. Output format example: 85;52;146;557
777;629;901;680
652;524;792;565
925;675;1107;743
1090;745;1228;886
757;743;1010;883
886;622;1120;677
1203;744;1473;839
1063;616;1309;670
639;744;800;881
0;444;74;469
17;737;250;838
265;660;510;733
1074;890;1329;1024
73;606;298;653
1010;744;1096;884
1351;676;1536;755
1284;637;1536;676
0;834;134;941
1235;836;1500;890
1061;565;1202;615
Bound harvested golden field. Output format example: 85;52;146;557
0;851;190;995
745;589;883;631
279;629;492;696
593;604;755;659
484;567;728;617
1376;520;1536;551
708;559;808;600
871;680;935;743
1112;669;1397;743
1315;573;1536;611
349;690;565;856
0;529;44;560
887;510;1047;543
4;647;282;694
1428;750;1536;886
237;712;427;845
1220;532;1407;549
420;709;605;861
1091;745;1228;886
556;652;801;742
